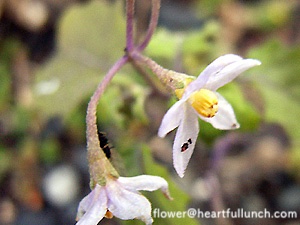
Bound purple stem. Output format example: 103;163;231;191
126;0;135;51
137;0;161;52
206;173;233;225
86;56;128;149
211;133;239;172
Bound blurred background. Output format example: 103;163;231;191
0;0;300;225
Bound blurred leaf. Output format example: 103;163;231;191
248;39;300;144
289;145;300;181
146;21;221;75
39;138;61;165
0;38;21;109
252;0;293;31
146;29;184;60
96;72;150;129
195;0;223;17
182;21;221;74
33;0;125;118
0;147;11;183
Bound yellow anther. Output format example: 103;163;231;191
105;210;113;219
188;89;218;118
174;78;194;99
175;88;184;99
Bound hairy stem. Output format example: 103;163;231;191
130;58;170;97
86;56;128;186
130;52;189;90
137;0;161;52
126;0;135;51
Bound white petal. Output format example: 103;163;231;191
118;175;171;199
106;180;153;225
182;54;243;99
76;185;107;225
118;175;167;191
173;104;199;178
158;100;185;138
204;58;261;91
76;190;94;219
200;93;240;130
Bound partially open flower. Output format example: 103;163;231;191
76;175;171;225
158;54;261;177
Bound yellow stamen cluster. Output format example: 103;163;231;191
174;76;218;118
188;89;218;118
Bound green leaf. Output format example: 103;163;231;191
146;21;221;75
33;0;126;118
96;72;150;130
0;147;12;183
248;39;300;143
146;29;184;60
0;38;22;108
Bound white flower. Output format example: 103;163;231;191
158;54;261;178
76;175;171;225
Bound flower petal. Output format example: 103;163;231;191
106;180;153;225
76;185;107;225
158;99;185;138
200;93;240;130
76;191;94;220
204;58;261;91
173;103;199;177
118;175;172;199
182;54;244;99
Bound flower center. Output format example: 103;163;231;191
188;89;218;118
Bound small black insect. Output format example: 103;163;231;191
181;138;192;152
98;132;111;159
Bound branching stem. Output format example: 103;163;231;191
137;0;161;52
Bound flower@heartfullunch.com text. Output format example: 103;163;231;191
152;208;297;219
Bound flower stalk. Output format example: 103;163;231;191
86;56;128;187
129;51;194;91
77;1;173;224
86;0;165;187
126;0;135;51
137;0;161;51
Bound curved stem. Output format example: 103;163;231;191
86;56;128;185
130;58;170;97
130;52;188;91
86;56;128;136
137;0;161;52
126;0;135;51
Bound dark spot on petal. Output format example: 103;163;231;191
181;138;193;152
181;143;189;152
